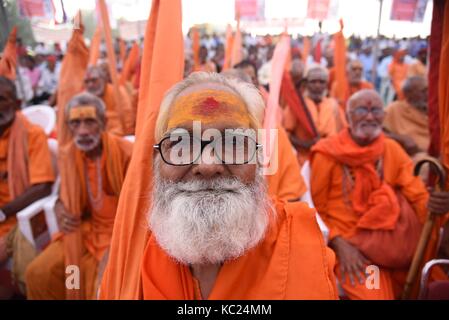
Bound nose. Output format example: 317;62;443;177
76;121;90;135
191;144;225;179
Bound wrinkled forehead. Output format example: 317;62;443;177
166;84;251;132
350;92;383;109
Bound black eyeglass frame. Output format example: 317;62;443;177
153;133;263;166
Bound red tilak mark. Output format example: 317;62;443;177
197;97;221;114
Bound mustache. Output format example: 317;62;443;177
175;177;243;193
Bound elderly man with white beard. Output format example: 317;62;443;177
310;89;449;299
100;72;339;300
25;92;132;299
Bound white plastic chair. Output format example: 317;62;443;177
16;138;60;250
124;135;135;143
21;105;56;136
300;160;329;243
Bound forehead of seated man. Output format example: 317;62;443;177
166;83;253;133
348;89;383;110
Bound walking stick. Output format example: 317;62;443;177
402;157;446;299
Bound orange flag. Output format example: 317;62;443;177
88;24;102;66
120;42;139;85
119;38;127;66
302;36;311;66
222;24;234;71
0;27;17;80
56;12;89;300
98;0;127;133
99;0;184;299
333;20;348;107
230;15;242;68
192;26;200;71
263;34;290;171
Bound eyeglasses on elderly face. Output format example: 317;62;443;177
153;131;262;166
350;106;384;118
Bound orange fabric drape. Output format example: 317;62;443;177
230;19;242;68
88;25;102;67
222;24;233;71
119;39;126;66
280;71;317;139
311;129;401;231
302;37;311;66
0;27;17;80
7;113;31;199
120;42;139;86
192;27;200;71
99;0;184;299
56;13;89;300
333;20;348;107
98;0;126;134
439;0;449;187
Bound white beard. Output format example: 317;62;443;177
148;167;272;265
74;134;101;152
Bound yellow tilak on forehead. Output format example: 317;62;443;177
69;105;97;121
166;89;251;131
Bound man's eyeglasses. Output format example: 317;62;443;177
153;132;262;166
350;106;384;118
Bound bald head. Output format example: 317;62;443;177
402;76;428;112
347;89;384;146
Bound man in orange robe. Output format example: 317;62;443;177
330;60;374;109
284;65;341;167
383;76;430;157
25;92;132;299
310;89;449;299
0;76;55;298
83;66;134;136
388;50;409;101
101;73;338;299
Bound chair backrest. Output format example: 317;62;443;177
419;259;449;299
21;105;56;136
124;135;135;143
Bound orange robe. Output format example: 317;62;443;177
283;97;340;166
141;201;338;299
330;80;374;110
384;100;430;152
101;83;135;136
25;133;132;300
388;60;408;101
266;126;307;201
310;130;431;299
0;113;55;237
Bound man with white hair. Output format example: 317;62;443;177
25;92;133;299
83;66;134;136
310;89;449;299
100;72;338;299
283;65;341;166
